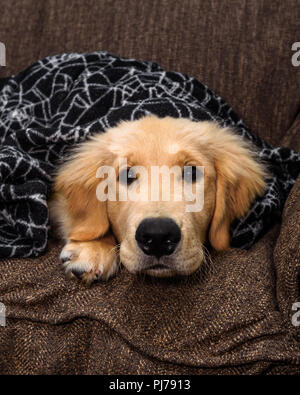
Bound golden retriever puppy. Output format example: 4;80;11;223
50;115;267;283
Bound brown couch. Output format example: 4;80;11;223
0;0;299;374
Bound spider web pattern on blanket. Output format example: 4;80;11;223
0;51;299;257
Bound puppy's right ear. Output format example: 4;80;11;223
52;136;115;242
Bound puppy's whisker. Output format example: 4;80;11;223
108;243;121;255
200;244;216;278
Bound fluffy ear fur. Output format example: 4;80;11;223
207;125;267;250
51;135;115;242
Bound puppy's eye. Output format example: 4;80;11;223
118;168;136;185
183;166;201;183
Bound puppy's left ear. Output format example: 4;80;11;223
208;126;267;251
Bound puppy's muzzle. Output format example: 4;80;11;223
135;217;181;259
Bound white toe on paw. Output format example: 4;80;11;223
59;241;118;284
65;261;93;277
59;249;73;264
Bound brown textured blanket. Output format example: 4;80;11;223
0;0;300;375
0;175;299;374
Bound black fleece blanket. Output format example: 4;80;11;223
0;52;299;258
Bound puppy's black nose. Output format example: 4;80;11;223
135;217;181;259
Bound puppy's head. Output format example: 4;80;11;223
54;116;267;277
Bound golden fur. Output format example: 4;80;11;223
50;115;267;283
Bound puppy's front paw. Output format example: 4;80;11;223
60;236;118;284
